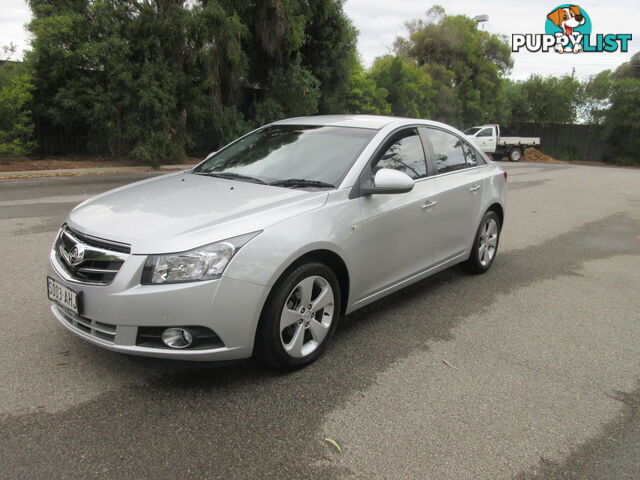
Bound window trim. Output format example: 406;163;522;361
371;128;429;181
349;125;431;199
421;126;489;178
460;137;487;168
421;126;469;175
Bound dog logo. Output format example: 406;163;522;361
545;5;590;53
512;4;632;54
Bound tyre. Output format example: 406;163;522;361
464;211;501;274
255;262;341;370
508;147;522;162
491;153;504;161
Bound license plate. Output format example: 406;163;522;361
47;277;81;315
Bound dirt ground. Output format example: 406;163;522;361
522;148;566;163
0;156;198;172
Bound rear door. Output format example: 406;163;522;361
422;127;487;264
355;128;438;299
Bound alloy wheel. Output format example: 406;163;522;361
478;218;498;267
279;275;335;358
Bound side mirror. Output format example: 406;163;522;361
362;168;415;195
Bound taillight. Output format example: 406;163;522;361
503;171;508;182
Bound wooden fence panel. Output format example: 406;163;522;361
504;123;608;162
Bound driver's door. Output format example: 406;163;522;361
354;128;439;301
475;127;496;153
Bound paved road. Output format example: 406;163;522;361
1;163;639;479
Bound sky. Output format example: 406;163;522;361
1;0;637;81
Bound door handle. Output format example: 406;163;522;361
422;200;438;210
469;184;481;193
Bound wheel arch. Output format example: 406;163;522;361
272;249;350;317
251;248;351;359
486;202;504;228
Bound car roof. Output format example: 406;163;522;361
272;115;449;131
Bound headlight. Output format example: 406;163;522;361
141;231;261;285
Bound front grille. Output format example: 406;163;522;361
55;225;130;285
56;306;117;343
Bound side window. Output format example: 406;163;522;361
477;128;493;137
372;129;427;180
461;140;485;167
424;129;467;174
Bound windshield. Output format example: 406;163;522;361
464;127;482;136
193;125;376;187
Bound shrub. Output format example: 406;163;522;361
0;64;36;156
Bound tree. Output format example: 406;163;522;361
299;0;359;113
393;6;513;127
342;58;391;115
26;0;359;164
581;70;612;124
369;55;434;118
504;75;583;125
0;60;36;156
599;52;640;164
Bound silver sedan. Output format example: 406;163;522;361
47;115;506;369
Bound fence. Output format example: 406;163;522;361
504;123;608;162
36;121;611;162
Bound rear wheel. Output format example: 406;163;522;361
255;262;340;370
508;147;522;162
464;211;501;274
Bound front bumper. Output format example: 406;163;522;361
49;251;271;361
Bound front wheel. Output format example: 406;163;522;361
509;147;522;162
255;262;341;370
464;211;501;274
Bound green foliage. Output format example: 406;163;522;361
0;61;36;156
393;5;513;126
502;75;583;126
580;52;640;164
342;59;391;115
19;0;640;168
299;0;359;113
26;0;358;164
266;57;321;118
602;76;640;165
581;70;612;124
369;55;434;118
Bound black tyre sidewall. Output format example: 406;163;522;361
256;262;341;370
509;147;522;162
466;211;501;273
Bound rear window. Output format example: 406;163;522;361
424;129;468;174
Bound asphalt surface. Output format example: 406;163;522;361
0;162;639;479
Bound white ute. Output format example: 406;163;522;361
465;124;540;162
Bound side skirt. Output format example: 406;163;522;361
345;252;468;315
